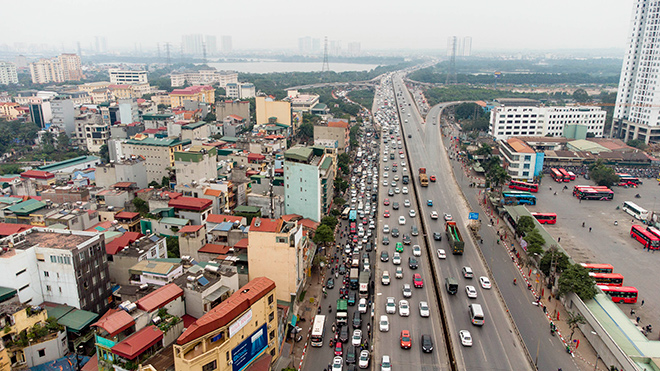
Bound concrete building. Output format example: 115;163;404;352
226;83;256;99
0;62;18;85
37;155;101;175
0;228;112;314
286;90;319;113
0;102;24;120
96;156;148;189
181;122;211;146
221;35;232;53
128;260;183;286
121;136;189;184
169;197;213;225
283;146;335;222
170;69;238;88
173;262;239;320
175;146;218;186
59;53;84;81
173;277;279;371
498;137;545;182
256;96;291;127
314;119;350;151
488;99;606;141
50;95;75;135
182;34;205;56
216;100;250;126
118;98;140;124
105;232;167;285
29;54;83;84
109;69;148;85
170;86;215;108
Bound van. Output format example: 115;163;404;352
469;304;485;326
445;277;458;295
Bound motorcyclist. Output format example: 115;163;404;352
513;278;517;285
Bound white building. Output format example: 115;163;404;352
489;99;605;141
170;69;238;88
0;61;18;85
498;137;543;182
612;0;660;143
226;82;256;99
109;69;148;85
50;95;76;135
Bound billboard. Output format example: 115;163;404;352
231;324;268;371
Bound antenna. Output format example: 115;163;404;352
446;36;457;85
321;36;330;74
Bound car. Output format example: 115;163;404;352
421;334;434;353
413;273;424;288
437;249;446;259
358;298;367;314
392;253;401;265
480;276;492;289
390;181;396;187
326;278;335;289
402;284;412;298
444;213;453;221
409;209;416;217
431;211;438;219
392;202;399;210
429;175;437;182
408;257;418;269
383;198;390;206
386;297;396;314
398;216;406;225
412;245;421;256
404;199;411;207
382;271;391;285
382;179;388;187
339;265;347;275
382;235;389;245
366;242;373;252
395;267;403;279
462;266;474;278
427;200;433;206
340;325;349;343
332;356;343;371
395;242;403;253
383;224;390;234
358;350;370;369
411;225;419;236
334;341;343;356
419;301;430;317
379;315;390;332
402;234;411;245
363;261;371;271
394;187;400;194
383;210;390;218
400;330;412;349
345;244;352;254
380;355;392;371
393;175;399;181
346;345;357;364
433;232;443;241
388;189;394;196
459;330;473;347
352;329;362;346
398;300;410;316
465;285;478;299
402;187;408;194
348;292;356;306
391;228;400;237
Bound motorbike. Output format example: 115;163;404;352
513;279;517;285
635;194;641;198
551;328;555;336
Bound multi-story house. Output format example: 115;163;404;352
283;146;335;222
121;137;189;184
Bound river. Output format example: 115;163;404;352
205;61;380;73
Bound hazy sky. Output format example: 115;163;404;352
3;0;634;53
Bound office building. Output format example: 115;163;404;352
169;86;215;107
221;35;232;53
109;69;148;85
225;82;256;99
498;137;544;182
256;96;291;126
0;62;18;85
298;36;312;54
284;146;335;222
347;42;361;56
205;35;217;55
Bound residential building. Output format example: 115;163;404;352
36;155;101;174
173;277;279;371
78;81;111;94
59;53;84;81
182;34;205;56
256;96;291;126
488;99;605;141
50;95;75;135
314;118;350;151
0;102;24;120
181;122;211;146
178;225;206;261
121;136;189;184
498;137;545;182
221;35;232;53
96;156;148;189
175;146;218;186
84;118;110;153
39;186;90;204
169;197;213;225
222;115;246;137
29;54;83;84
286;90;319;112
118;98;140;124
109;69;148;85
173;262;239;319
216;100;250;125
170;86;215;108
283;146;335;222
128;260;183;286
226;83;256;99
247;218;310;304
0;62;18;85
170;69;238;88
0;228;112;313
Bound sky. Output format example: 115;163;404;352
2;0;635;54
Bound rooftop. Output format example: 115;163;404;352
92;308;135;337
179;225;204;234
168;197;212;212
105;232;143;255
505;138;535;154
111;325;163;360
37;156;100;172
170;86;214;95
135;283;184;313
20;170;55;180
125;137;188;147
249;217;282;233
130;260;181;277
16;229;98;251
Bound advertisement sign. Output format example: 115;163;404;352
468;212;479;220
231;324;268;371
229;310;253;338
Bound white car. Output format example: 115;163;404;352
465;285;478;299
359;350;370;369
352;329;362;346
394;187;400;194
382;271;391;285
386;297;396;314
412;245;422;256
392;253;401;265
459;330;473;347
404;199;411;207
398;216;406;225
379;315;390;332
395;267;403;279
402;284;412;298
444;213;453;221
431;211;438;219
480;276;492;289
383;224;390;234
409;209;416;217
402;187;409;194
382;179;388;187
332;356;343;371
381;355;392;371
358;298;368;313
398;300;410;317
419;301;430;317
437;249;446;259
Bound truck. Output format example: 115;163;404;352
419;168;429;187
336;299;348;325
349;268;359;289
445;221;464;255
358;271;371;299
402;170;410;185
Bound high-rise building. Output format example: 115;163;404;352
95;36;107;53
612;0;660;143
298;36;312;54
221;35;232;53
182;34;204;56
29;54;83;84
347;42;361;56
0;62;18;85
205;35;217;55
284;146;335;222
463;36;472;57
59;53;84;81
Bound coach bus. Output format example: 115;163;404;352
567;171;577;181
508;180;539;193
647;226;660;240
579;263;614;273
589;272;624;287
342;207;351;220
616;173;642;186
531;212;557;224
550;168;564;182
558;168;571;182
310;315;326;347
574;186;614;201
598;285;638;304
501;191;537;205
622;201;649;221
349;210;357;222
630;225;660;250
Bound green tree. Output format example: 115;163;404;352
566;311;587;340
149;180;162;189
321;216;338;230
330;208;341;217
588;160;619;187
335;177;349;192
161;176;170;188
312;224;335;246
572;88;590;103
558;264;597;300
132;198;149;216
313;254;328;271
626;139;648;151
539;247;571;276
475;143;492;157
0;164;24;175
166;236;179;258
524;228;545;255
486;164;510;188
515;216;536;236
334;197;346;207
203;112;216;122
99;144;110;163
297;123;314;143
56;132;69;151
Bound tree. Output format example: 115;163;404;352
627;139;648;151
588;160;619;187
161;176;170;189
566;311;587;340
313;253;328;271
56;132;69;152
132;198;149;216
297;123;314;143
523;228;545;255
515;216;536;237
539;247;571;276
486;164;510;188
573;88;590;103
149;180;162;189
321;216;338;230
558;264;597;300
312;224;334;246
99;144;110;163
166;236;179;258
334;197;346;207
475;143;492;157
203;112;216;122
334;177;348;193
0;164;24;175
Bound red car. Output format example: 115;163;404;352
383;198;390;206
400;330;412;349
413;273;424;288
384;210;390;218
334;341;343;356
352;235;358;243
429;175;437;182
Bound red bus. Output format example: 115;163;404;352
589;272;624;286
531;212;557;224
579;263;614;273
350;222;356;234
550;168;563;182
508;180;539;193
646;226;660;240
558;168;571;182
573;186;614;201
567;171;576;181
598;285;638;304
630;225;660;250
616;173;641;187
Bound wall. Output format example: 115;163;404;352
23;330;68;368
284;161;320;222
256;97;291;126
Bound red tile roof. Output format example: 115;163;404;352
244;354;273;371
135;283;184;313
0;223;32;237
207;214;243;224
328;120;349;129
179;224;204;233
86;220;114;233
92;309;135;337
199;244;231;255
161;191;182;199
105;231;143;255
111;325;163;360
299;218;319;231
181;314;197;328
112;182;137;188
228;114;244;120
115;211;140;220
247;153;266;161
233;238;249;249
168;197;212;211
249;218;282;233
170;86;214;95
20;170;55;179
281;214;301;222
204;189;223;197
176;277;275;345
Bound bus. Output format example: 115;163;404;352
567;171;577;181
622;201;649;221
341;207;350;220
508;180;539;193
630;225;660;250
310;315;326;347
589;272;624;286
350;222;356;234
579;263;614;273
573;186;614;201
616;173;642;187
558;168;571;182
531;212;557;224
550;168;564;182
502;191;537;205
646;226;660;240
598;285;638;304
349;210;357;222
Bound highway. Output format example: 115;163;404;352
392;75;534;371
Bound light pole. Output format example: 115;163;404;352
590;331;600;371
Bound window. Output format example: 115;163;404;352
50;256;56;263
19;284;29;291
46;285;51;292
270;330;275;340
16;269;26;276
268;294;274;304
202;360;217;371
44;271;49;277
269;312;274;322
38;349;45;357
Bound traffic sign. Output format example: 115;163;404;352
468;212;479;220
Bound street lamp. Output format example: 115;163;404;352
590;331;600;371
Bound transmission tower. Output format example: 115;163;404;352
165;43;172;65
321;36;330;73
446;36;457;85
203;43;207;65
